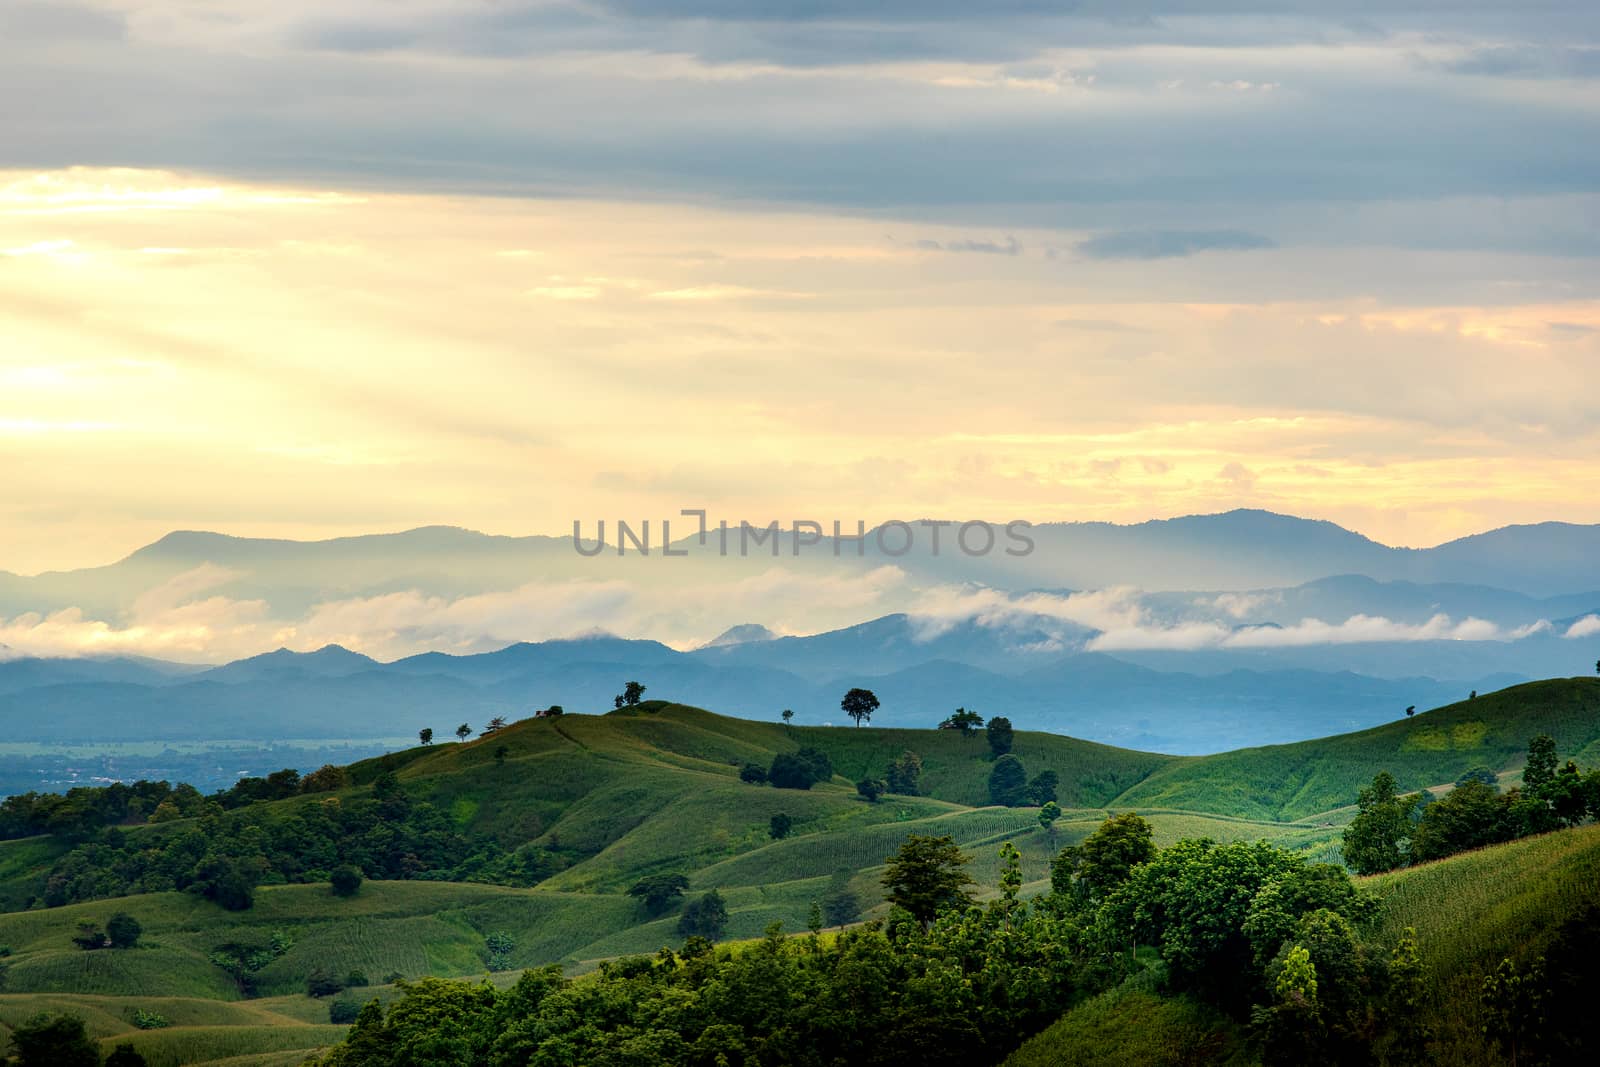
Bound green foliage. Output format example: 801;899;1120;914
885;751;923;796
841;687;880;727
1052;813;1155;902
483;931;514;971
1037;801;1061;834
627;872;689;913
329;865;364;898
739;763;768;784
769;747;834;790
1412;778;1514;862
988;754;1029;807
1524;733;1558;792
676;889;729;940
329;994;365;1024
106;911;141;949
128;1007;170;1029
308;966;347;998
621;680;647;706
309;893;1082;1067
418;728;433;746
940;707;984;735
1025;770;1059;806
104;1043;148;1067
1342;771;1419;874
882;833;974;925
768;813;792;840
986;716;1015;757
5;1012;100;1067
856;778;886;803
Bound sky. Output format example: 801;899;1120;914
3;1;1599;576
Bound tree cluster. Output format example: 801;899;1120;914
1342;734;1600;875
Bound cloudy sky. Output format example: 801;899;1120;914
3;0;1598;575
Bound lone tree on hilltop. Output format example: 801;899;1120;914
481;716;508;735
1405;706;1415;718
455;723;471;742
418;728;433;745
782;709;794;726
841;688;879;727
940;708;984;736
882;833;974;927
621;681;647;706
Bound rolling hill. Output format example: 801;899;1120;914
0;679;1595;1063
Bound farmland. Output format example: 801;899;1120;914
0;679;1595;1063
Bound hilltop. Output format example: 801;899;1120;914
0;679;1596;1063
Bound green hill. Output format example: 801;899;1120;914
1109;677;1600;821
1007;822;1600;1067
1;681;1596;1063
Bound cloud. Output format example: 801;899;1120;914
908;585;1145;640
1437;45;1600;80
1564;614;1600;639
1075;230;1276;261
915;236;1022;255
1088;611;1552;651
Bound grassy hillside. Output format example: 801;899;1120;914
2;683;1596;1064
1007;822;1600;1067
1364;821;1600;1065
1110;677;1600;820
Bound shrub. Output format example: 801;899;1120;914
128;1008;170;1030
329;995;363;1024
307;967;346;998
330;864;364;898
107;912;142;949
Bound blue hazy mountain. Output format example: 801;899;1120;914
0;622;1513;758
6;512;1600;622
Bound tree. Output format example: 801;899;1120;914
329;995;363;1024
622;681;647;706
1026;770;1059;806
539;704;565;718
987;754;1029;807
822;888;858;929
841;687;879;727
769;747;832;790
939;707;984;735
628;872;689;913
482;716;509;735
455;723;471;742
1481;956;1544;1067
493;745;509;765
677;890;729;940
886;751;923;795
192;856;255;911
1385;927;1431;1064
1456;766;1498;788
484;932;515;971
985;716;1015;757
1037;801;1062;841
418;728;433;746
1524;733;1558;792
1341;771;1417;875
1052;812;1155;900
739;763;768;784
856;778;886;803
881;833;974;926
769;813;792;840
71;921;106;950
330;865;364;898
7;1013;101;1067
307;967;346;997
106;1044;150;1067
106;912;141;949
1411;778;1514;862
998;841;1023;915
781;709;794;726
